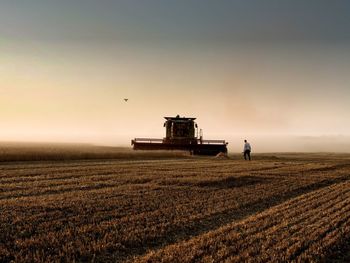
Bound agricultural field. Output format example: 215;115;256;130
0;146;350;262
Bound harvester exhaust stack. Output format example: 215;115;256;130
131;115;228;155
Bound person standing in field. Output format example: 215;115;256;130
243;140;251;161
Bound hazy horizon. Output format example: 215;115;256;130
2;134;350;154
1;1;350;152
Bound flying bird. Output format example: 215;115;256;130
124;98;129;102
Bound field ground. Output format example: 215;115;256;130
0;148;350;262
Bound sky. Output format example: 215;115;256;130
1;0;350;152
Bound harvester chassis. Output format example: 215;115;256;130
132;138;228;156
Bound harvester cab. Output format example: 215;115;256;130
163;116;197;144
131;115;228;155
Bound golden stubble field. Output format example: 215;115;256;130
1;146;350;262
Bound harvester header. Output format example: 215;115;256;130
131;115;228;155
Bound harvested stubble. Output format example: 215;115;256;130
135;181;350;263
0;153;350;262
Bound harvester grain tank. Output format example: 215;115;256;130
131;115;228;155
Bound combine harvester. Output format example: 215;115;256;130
131;115;228;155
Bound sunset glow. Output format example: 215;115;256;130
1;1;350;152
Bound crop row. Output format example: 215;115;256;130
135;181;350;262
0;157;349;262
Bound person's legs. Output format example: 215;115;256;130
244;150;248;160
248;150;251;161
